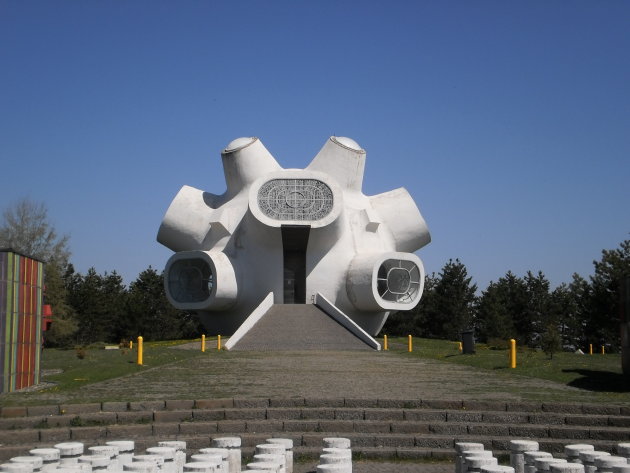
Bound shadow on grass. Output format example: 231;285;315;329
563;369;630;392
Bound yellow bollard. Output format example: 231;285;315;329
137;336;143;366
217;335;222;351
601;345;605;355
509;339;516;368
201;334;206;352
459;342;463;352
383;335;388;351
129;340;133;350
408;335;413;352
589;344;593;355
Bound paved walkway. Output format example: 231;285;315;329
3;346;592;405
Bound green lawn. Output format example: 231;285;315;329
383;336;630;400
39;339;206;392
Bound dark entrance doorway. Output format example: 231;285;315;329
281;225;310;304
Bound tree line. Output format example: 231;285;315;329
0;198;202;347
1;198;628;350
384;239;630;353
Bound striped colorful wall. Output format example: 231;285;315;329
0;250;44;393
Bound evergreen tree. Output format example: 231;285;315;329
126;267;202;341
587;239;630;351
421;259;477;340
383;273;437;336
524;271;552;346
476;272;527;343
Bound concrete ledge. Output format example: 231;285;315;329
335;408;365;420
166;399;195;410
301;408;335;420
101;401;129;412
153;410;192;423
152;422;180;436
106;424;152;438
225;408;266;420
267;408;302;420
225;292;274;350
195;398;234;409
245;420;283;432
70;425;107;440
129;401;165;411
0;407;27;418
193;409;226;421
39;427;71;442
27;405;59;416
60;403;101;415
314;293;381;350
179;421;218;435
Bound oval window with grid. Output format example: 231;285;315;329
257;179;334;221
376;259;422;303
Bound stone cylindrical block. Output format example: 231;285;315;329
55;443;85;465
580;451;611;473
198;449;229;473
133;455;164;470
124;462;158;473
184;463;216;473
89;446;120;471
322;439;350;450
212;438;241;473
482;467;515;473
321;450;351;460
617;444;630;458
511;442;539;473
54;468;86;473
524;451;552;473
147;447;177;473
253;456;284;473
79;455;111;471
456;443;485;473
9;458;43;472
245;462;280;473
466;456;498;473
316;465;350;473
319;455;350;464
265;439;293;473
535;458;566;473
191;455;222;470
595;456;628;473
107;441;135;468
29;448;60;471
565;445;595;464
549;464;585;473
158;441;186;473
1;463;33;473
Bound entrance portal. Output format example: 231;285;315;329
281;225;310;303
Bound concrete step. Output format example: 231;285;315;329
228;304;374;350
1;398;629;462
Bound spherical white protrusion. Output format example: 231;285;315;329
331;136;362;151
224;137;257;153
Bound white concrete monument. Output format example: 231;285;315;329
157;136;431;337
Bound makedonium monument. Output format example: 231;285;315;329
157;136;431;343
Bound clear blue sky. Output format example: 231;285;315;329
1;1;628;291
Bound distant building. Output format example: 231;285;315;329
157;136;431;348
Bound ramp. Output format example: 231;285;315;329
227;304;375;351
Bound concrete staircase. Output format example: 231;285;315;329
1;398;629;462
228;305;373;351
